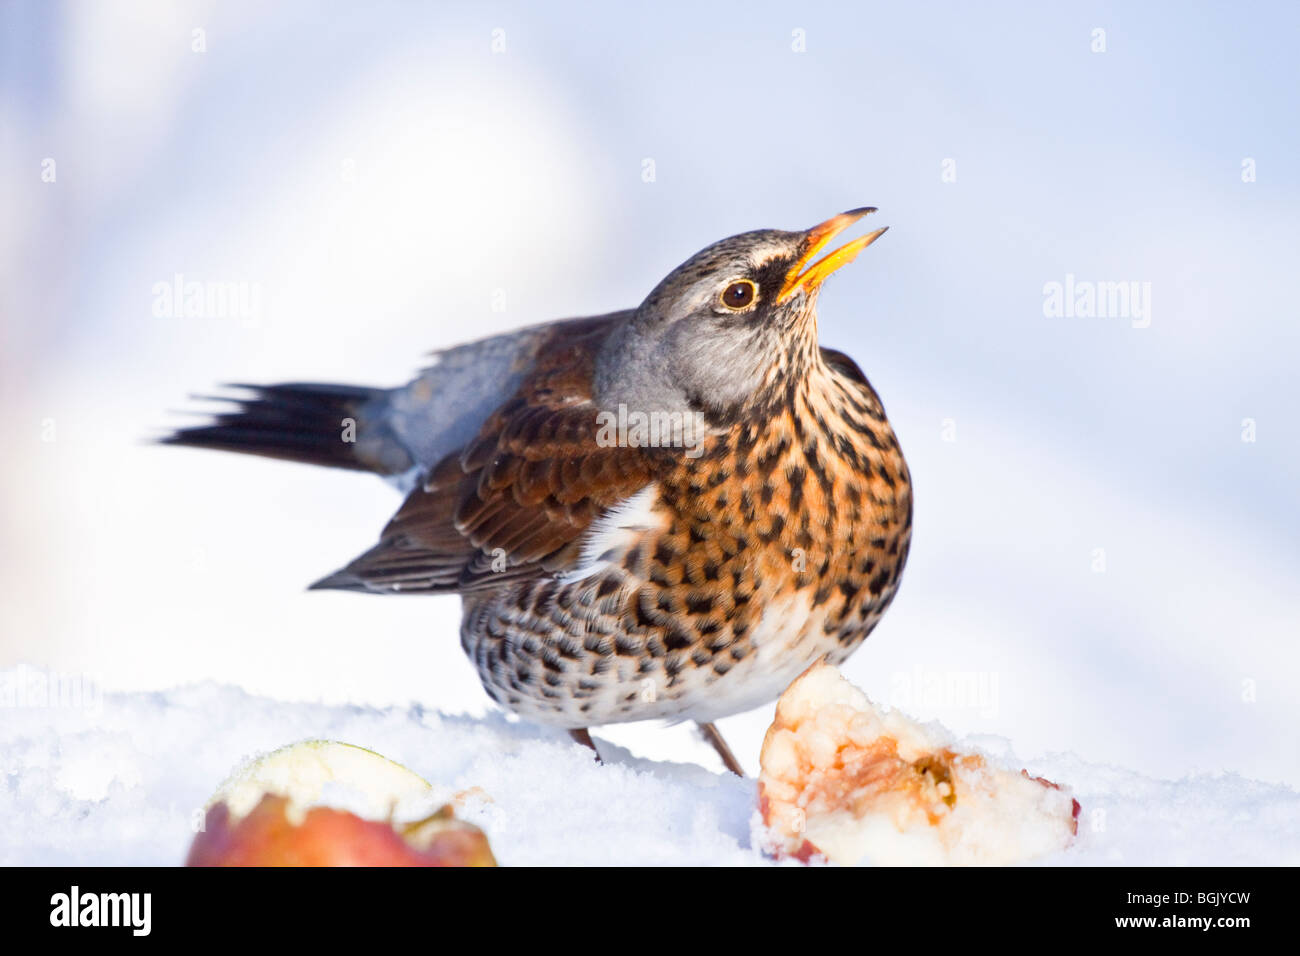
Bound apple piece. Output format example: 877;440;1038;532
186;739;495;867
758;663;1080;866
187;795;495;866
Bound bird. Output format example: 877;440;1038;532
163;208;913;776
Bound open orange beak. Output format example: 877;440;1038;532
779;207;888;301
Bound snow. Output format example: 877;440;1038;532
3;665;1296;866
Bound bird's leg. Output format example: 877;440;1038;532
697;721;745;777
569;727;602;763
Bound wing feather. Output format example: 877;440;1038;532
312;316;662;595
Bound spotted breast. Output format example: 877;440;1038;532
460;343;912;728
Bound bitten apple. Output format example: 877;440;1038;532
758;663;1080;866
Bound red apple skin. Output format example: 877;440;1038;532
1021;770;1083;836
186;795;496;867
757;792;821;863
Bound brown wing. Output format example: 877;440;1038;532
311;320;659;594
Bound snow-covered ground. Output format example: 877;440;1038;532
3;666;1296;866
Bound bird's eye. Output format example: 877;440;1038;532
719;279;758;311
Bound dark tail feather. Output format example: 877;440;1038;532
307;567;376;593
161;383;392;473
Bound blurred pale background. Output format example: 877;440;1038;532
2;1;1297;783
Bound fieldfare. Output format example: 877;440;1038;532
164;209;913;775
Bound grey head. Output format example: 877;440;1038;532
593;208;888;423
